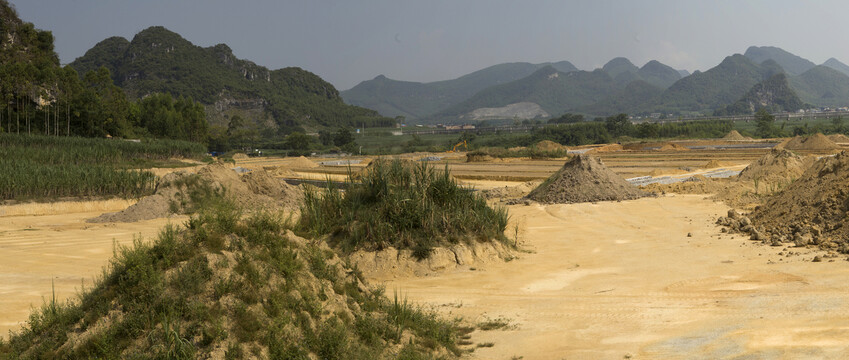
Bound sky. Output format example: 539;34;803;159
11;0;849;90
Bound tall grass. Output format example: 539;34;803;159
0;196;461;358
0;133;206;200
298;159;509;258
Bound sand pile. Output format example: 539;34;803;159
658;143;689;151
89;163;303;223
779;133;840;151
593;143;624;152
737;148;813;182
722;130;749;140
828;134;849;143
481;181;542;200
701;160;727;169
727;151;849;250
287;155;318;168
526;155;650;204
532;140;566;151
232;153;249;160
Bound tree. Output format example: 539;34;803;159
832;116;844;134
755;108;776;138
604;113;633;138
318;130;333;146
284;131;311;150
333;128;354;147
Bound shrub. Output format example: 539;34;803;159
298;160;509;258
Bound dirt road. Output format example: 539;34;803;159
0;201;186;335
377;195;849;359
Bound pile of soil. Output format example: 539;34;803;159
532;140;566;152
591;144;624;153
732;151;849;251
287;155;319;168
89;163;303;223
480;181;542;200
466;153;495;162
722;130;749;140
526;155;650;204
658;143;689;151
231;153;249;160
828;134;849;143
779;133;840;151
701;160;727;168
737;148;813;182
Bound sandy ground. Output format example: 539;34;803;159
0;201;186;336
375;195;849;359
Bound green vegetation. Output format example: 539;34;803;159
716;73;807;115
298;160;509;258
0;198;462;358
0;2;209;142
0;133;205;200
71;26;391;135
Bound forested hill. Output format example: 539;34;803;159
70;26;390;130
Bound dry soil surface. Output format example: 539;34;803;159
0;201;187;335
374;195;849;359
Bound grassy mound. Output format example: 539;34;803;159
299;160;509;259
0;198;461;359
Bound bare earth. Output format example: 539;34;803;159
374;195;849;359
0;201;186;335
5;149;849;358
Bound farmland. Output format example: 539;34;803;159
0;134;206;200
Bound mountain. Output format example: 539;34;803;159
70;26;388;130
602;57;640;78
576;80;664;116
744;46;816;75
430;66;617;121
789;65;849;108
718;73;807;115
340;61;578;121
677;69;691;77
0;1;60;92
637;60;682;88
822;58;849;77
649;55;784;113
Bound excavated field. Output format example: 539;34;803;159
4;143;849;358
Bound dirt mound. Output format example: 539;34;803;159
828;134;849;143
231;153;249;160
526;155;650;204
532;140;565;152
781;133;840;151
593;144;624;153
723;130;748;140
737;148;813;182
466;153;495;162
736;151;849;250
701;160;727;169
481;181;542;200
89;163;303;223
658;143;689;151
288;155;318;168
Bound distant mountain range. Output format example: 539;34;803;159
70;29;849;126
70;26;389;131
343;46;849;123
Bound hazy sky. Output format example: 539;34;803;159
11;0;849;90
